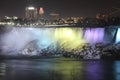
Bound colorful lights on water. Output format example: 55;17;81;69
114;61;120;80
85;61;103;80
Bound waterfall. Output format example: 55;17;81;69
0;26;117;56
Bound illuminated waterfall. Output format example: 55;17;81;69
0;27;110;55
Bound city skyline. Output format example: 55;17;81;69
0;0;120;18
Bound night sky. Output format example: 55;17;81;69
0;0;120;18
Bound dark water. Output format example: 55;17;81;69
0;58;120;80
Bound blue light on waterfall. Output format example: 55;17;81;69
37;38;53;49
30;28;55;49
116;28;120;43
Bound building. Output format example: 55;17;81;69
25;0;38;20
49;13;60;21
39;7;44;19
25;6;38;20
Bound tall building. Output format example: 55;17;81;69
39;7;44;18
25;0;38;20
25;6;38;20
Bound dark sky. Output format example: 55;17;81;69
0;0;120;18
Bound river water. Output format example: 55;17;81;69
0;58;120;80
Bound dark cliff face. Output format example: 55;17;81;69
0;26;12;34
0;26;12;56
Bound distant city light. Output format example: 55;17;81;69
28;7;35;10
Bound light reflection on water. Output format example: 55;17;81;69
85;61;104;80
0;63;6;76
114;61;120;80
0;58;119;80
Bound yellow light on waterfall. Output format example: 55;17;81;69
54;28;85;51
66;30;72;37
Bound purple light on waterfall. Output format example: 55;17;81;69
84;28;105;44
